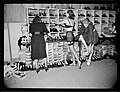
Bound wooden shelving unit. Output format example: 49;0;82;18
27;7;116;63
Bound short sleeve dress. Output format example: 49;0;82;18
29;22;49;60
79;21;98;45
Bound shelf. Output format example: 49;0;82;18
28;16;36;18
86;10;94;17
27;8;116;39
40;16;49;18
28;8;38;17
49;15;58;17
50;32;58;33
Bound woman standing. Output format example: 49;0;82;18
78;18;98;65
29;16;49;73
56;10;82;69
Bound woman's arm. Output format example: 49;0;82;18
43;23;49;33
55;18;67;26
78;22;85;35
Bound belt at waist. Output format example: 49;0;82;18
34;32;43;35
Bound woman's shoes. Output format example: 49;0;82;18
63;61;68;66
64;63;68;66
36;67;40;73
70;63;76;66
86;59;91;66
45;67;49;72
87;62;91;66
80;60;84;65
78;63;82;69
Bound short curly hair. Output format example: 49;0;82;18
67;10;75;20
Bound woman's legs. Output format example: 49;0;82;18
39;58;49;71
43;58;47;67
35;59;41;73
87;44;94;65
44;58;49;72
63;54;68;65
79;35;89;53
34;59;39;69
69;45;81;68
88;44;92;53
70;52;76;65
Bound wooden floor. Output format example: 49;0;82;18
4;59;117;88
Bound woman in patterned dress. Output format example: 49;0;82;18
78;18;98;65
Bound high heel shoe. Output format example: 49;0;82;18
79;57;84;63
70;63;76;66
86;59;91;66
36;67;40;73
64;63;68;66
80;60;84;65
78;63;82;69
45;67;49;72
63;61;68;66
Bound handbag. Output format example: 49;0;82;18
66;31;74;42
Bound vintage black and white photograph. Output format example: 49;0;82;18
4;4;118;88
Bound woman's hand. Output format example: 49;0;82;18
44;34;48;41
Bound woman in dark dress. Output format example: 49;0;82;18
29;16;49;73
79;18;98;65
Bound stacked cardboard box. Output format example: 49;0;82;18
103;45;116;56
57;42;64;62
53;42;58;63
47;43;54;63
63;42;69;61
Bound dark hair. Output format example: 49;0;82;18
112;23;115;27
67;10;75;20
32;16;42;23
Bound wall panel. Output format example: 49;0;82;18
4;23;11;61
9;23;22;59
6;4;27;22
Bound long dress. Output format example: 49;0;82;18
79;21;98;45
29;22;49;60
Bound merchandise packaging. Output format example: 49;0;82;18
13;71;26;80
4;63;18;79
4;65;12;78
